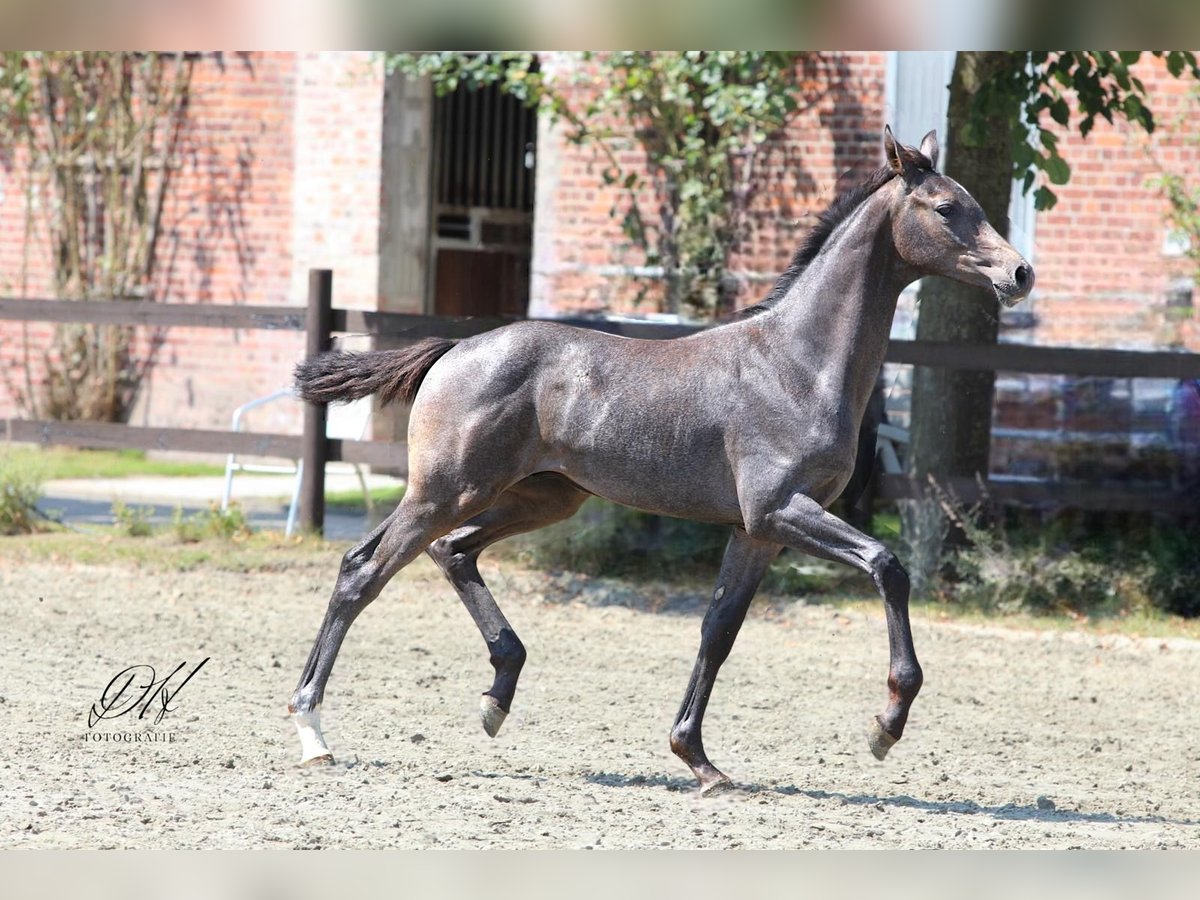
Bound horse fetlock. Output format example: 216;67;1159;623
669;724;700;764
289;685;320;716
488;630;526;673
889;661;924;700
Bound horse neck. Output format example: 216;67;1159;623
764;189;909;412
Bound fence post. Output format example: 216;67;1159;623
300;269;333;535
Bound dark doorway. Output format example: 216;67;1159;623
430;77;537;317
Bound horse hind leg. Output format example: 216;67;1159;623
426;473;587;738
288;485;500;765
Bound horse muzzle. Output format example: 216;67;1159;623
992;262;1035;307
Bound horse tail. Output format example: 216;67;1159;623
293;338;458;407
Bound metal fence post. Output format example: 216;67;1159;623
300;269;333;535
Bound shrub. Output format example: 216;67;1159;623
171;502;253;543
112;500;156;537
932;491;1200;619
0;451;45;535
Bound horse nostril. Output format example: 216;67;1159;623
1014;264;1032;291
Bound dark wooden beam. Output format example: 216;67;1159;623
3;419;303;458
300;270;333;534
0;298;306;330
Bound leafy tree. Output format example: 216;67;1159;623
0;52;193;422
903;51;1200;592
388;51;824;317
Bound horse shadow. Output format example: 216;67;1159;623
583;772;1196;827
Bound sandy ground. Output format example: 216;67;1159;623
2;554;1197;849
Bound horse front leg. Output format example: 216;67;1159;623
670;529;781;794
750;491;923;759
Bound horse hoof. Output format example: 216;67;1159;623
480;695;508;738
868;717;899;761
300;753;334;767
700;776;734;797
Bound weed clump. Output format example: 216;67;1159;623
0;452;45;535
172;502;253;543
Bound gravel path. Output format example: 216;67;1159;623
2;555;1197;848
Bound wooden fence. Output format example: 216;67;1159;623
3;269;1199;532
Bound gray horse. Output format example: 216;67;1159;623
289;126;1033;794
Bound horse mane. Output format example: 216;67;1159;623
735;163;904;319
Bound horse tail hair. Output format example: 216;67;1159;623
293;338;458;407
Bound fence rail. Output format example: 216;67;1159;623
6;295;1200;379
5;296;1200;378
2;271;1198;533
874;473;1192;514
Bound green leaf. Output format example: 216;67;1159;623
1050;97;1070;126
1042;152;1071;185
1034;186;1058;211
1118;51;1141;66
1123;94;1146;127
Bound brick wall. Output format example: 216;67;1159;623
1029;56;1200;352
530;52;890;316
0;51;389;436
139;52;302;434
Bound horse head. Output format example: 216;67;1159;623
884;126;1034;307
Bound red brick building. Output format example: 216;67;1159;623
1;51;1197;446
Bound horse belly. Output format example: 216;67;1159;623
543;413;743;525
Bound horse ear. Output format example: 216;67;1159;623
884;125;932;180
883;125;904;175
919;129;939;170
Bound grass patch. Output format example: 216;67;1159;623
0;528;345;573
2;446;226;480
908;596;1200;641
1;521;1196;640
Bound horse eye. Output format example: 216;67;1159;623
935;203;956;219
